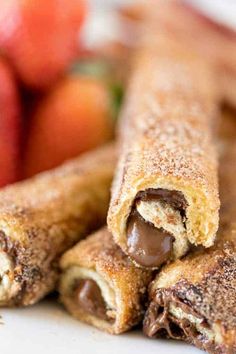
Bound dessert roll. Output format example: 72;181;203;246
143;115;236;353
0;144;115;306
108;25;220;269
59;227;153;334
143;241;236;353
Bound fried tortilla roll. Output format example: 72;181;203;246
59;227;153;334
108;25;220;269
0;144;116;307
143;117;236;353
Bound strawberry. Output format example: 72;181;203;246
0;0;86;89
0;57;21;187
23;74;115;177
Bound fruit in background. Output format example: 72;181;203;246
70;58;124;116
23;74;115;177
0;0;87;89
0;57;21;187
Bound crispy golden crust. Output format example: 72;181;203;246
143;111;236;353
0;144;116;306
108;21;220;267
59;227;153;334
144;248;236;353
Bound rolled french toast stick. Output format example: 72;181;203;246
59;227;153;334
108;19;220;269
0;144;116;306
143;109;236;353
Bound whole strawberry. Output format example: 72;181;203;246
0;57;21;187
0;0;86;89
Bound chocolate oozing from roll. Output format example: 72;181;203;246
127;212;174;268
74;279;108;320
143;289;217;353
127;189;187;268
144;291;205;339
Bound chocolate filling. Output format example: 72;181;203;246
143;290;218;354
127;212;174;267
136;189;187;212
127;189;187;268
74;279;108;320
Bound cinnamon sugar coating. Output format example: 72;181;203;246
59;227;153;334
0;144;116;306
108;22;220;267
143;110;236;353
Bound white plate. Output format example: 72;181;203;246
0;299;201;354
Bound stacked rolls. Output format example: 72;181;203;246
0;5;235;354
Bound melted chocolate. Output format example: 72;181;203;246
143;290;221;354
143;291;203;339
127;212;174;268
74;279;108;320
136;188;187;213
126;189;187;268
